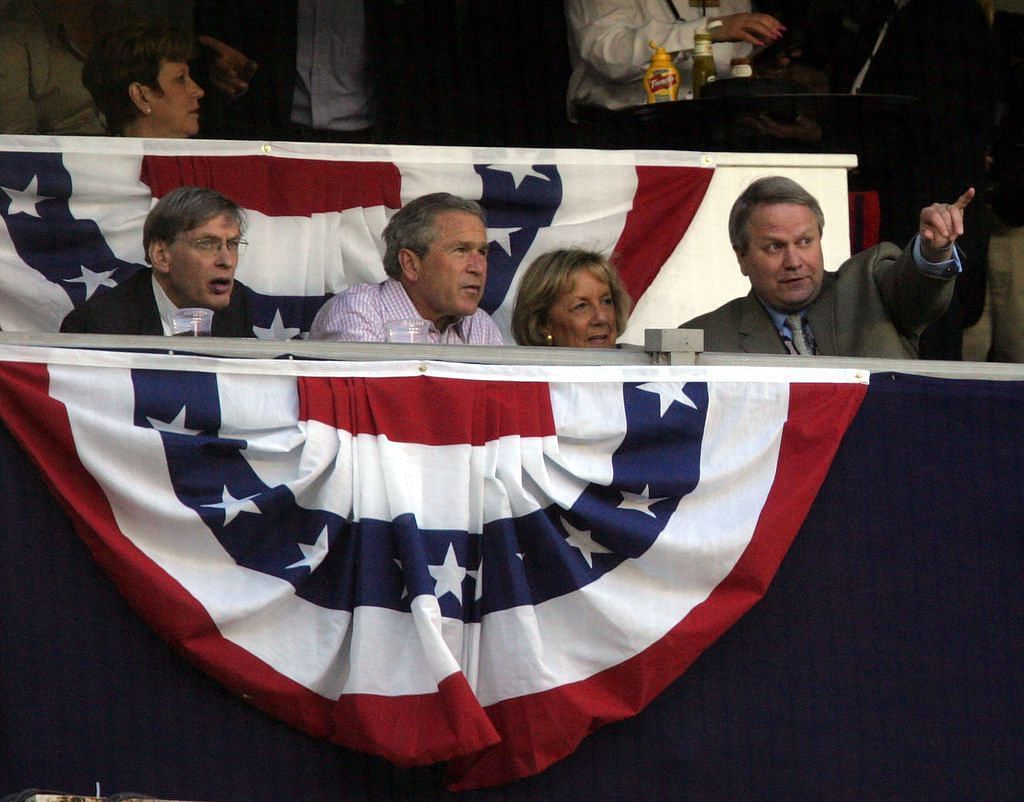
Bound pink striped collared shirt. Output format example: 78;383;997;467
309;278;504;345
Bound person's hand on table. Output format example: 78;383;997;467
708;13;785;47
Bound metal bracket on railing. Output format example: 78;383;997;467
644;328;704;365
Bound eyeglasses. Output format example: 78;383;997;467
175;236;248;255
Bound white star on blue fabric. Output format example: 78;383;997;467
484;164;550;189
617;485;667;518
1;175;47;217
202;486;261;526
561;516;612;569
146;406;202;436
64;267;118;300
428;543;466;604
286;525;330;571
253;309;301;340
488;227;522;257
637;382;698;417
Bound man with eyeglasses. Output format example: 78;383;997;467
61;185;255;336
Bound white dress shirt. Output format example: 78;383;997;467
565;0;753;120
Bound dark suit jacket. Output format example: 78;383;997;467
683;242;956;359
60;268;255;337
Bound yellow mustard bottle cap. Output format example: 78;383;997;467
648;41;673;67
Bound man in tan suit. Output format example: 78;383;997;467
682;176;974;359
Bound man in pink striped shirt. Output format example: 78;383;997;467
309;193;504;344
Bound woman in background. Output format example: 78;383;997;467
83;23;204;138
512;248;631;347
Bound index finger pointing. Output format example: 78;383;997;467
952;187;976;211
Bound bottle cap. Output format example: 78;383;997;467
648;41;674;67
730;57;753;77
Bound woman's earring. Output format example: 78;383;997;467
545;333;553;345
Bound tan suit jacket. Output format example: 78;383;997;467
682;242;957;359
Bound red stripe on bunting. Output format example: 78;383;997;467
298;375;557;445
445;381;867;790
614;165;714;303
140;155;403;216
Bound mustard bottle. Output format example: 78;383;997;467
644;41;680;103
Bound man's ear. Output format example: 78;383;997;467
398;248;420;283
735;248;749;277
150;240;172;275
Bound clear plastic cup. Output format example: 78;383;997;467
385;318;430;343
171;307;214;337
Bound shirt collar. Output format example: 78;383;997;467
151;273;179;336
756;294;810;337
384;278;468;341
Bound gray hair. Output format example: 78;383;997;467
382;192;486;279
728;176;825;253
143;186;246;263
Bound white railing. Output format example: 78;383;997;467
3;330;1023;381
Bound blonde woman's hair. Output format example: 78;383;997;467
511;248;631;346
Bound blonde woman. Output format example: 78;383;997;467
512;248;631;347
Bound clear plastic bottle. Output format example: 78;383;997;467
691;32;718;98
644;41;680;103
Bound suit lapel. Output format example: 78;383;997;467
737;293;787;354
211;282;252;337
806;273;838;356
129;270;164;336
